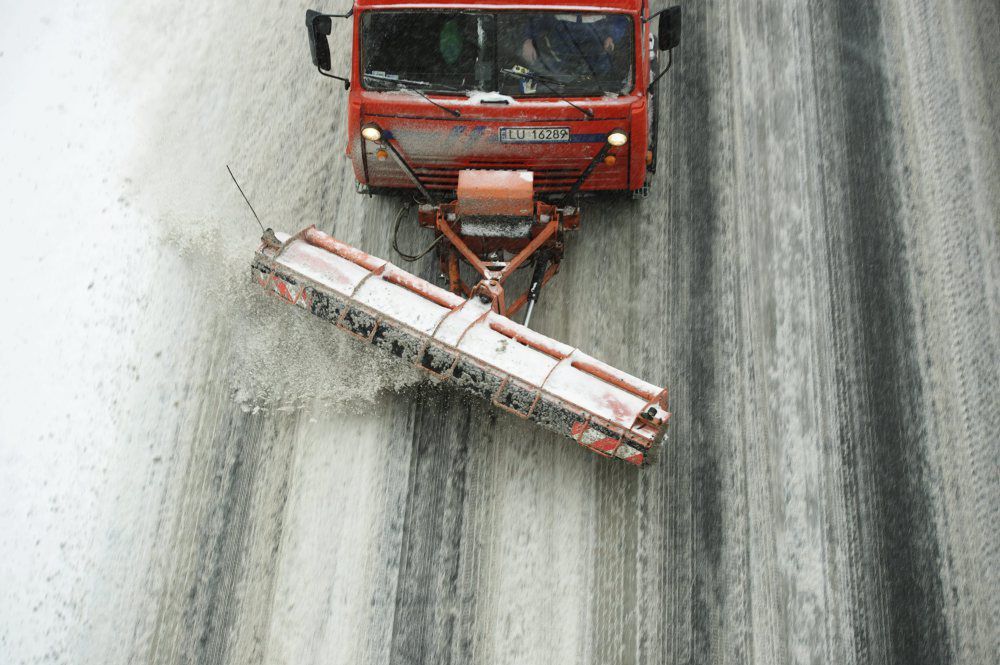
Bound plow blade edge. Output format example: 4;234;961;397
252;226;670;466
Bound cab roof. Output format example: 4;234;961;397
353;0;644;12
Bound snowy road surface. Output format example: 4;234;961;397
1;1;997;664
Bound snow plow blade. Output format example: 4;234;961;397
252;226;670;466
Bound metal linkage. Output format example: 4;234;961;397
429;202;563;320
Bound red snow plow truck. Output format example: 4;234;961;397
252;1;681;465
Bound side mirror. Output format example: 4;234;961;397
306;9;352;89
658;6;682;51
306;10;333;71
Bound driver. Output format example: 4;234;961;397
521;13;629;78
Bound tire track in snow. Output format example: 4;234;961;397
387;389;474;665
143;328;302;665
659;1;726;662
880;0;1000;659
817;0;956;661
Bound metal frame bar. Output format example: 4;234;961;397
435;214;560;316
506;263;559;316
498;219;558;283
379;138;435;202
648;49;674;92
567;142;612;200
436;215;491;277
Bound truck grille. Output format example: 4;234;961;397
367;153;626;193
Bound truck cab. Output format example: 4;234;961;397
308;0;680;199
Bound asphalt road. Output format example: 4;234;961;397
1;1;997;664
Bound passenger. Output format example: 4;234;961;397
436;17;478;85
520;13;629;78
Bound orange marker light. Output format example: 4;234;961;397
645;150;654;165
376;149;388;161
604;155;617;166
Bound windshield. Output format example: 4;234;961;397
361;11;634;97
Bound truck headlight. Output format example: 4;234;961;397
607;130;628;147
361;124;382;142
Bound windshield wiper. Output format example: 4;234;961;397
363;73;462;117
500;68;594;118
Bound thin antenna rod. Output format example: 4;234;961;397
226;165;265;234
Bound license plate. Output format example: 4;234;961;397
499;127;570;143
